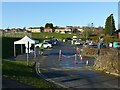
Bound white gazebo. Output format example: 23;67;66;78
14;36;39;57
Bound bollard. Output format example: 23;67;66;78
79;55;83;61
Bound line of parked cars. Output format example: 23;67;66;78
73;38;107;49
35;38;58;49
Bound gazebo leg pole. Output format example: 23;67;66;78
14;44;16;57
34;46;36;62
34;46;36;58
27;52;28;65
21;44;23;54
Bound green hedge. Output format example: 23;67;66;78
2;37;21;58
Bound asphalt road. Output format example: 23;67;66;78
38;41;119;89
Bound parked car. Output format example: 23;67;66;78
75;41;80;45
83;42;89;47
113;42;120;48
35;42;52;48
72;36;77;41
65;38;72;41
44;40;54;45
51;38;58;45
98;42;107;49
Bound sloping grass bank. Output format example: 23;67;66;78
94;48;119;75
2;60;57;88
82;47;119;75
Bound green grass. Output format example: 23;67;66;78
2;60;57;88
32;32;74;40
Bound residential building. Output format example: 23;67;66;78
44;27;52;32
27;27;41;32
114;29;120;39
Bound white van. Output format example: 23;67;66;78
72;36;77;41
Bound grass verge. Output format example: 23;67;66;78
2;60;57;88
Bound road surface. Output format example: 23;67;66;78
38;41;119;89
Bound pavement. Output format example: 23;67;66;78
2;77;35;88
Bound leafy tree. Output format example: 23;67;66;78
45;23;54;32
23;27;26;32
45;23;53;29
105;14;116;35
40;27;44;32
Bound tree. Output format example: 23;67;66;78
45;23;53;29
40;27;44;32
23;27;26;32
45;23;54;32
105;14;116;35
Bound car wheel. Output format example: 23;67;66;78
47;46;50;49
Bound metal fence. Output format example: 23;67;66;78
1;32;32;38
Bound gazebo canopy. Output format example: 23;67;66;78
14;36;39;44
14;36;39;56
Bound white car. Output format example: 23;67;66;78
35;42;52;48
75;41;80;45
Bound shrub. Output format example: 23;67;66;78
94;48;119;74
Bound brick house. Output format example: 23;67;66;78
44;27;52;32
114;29;120;39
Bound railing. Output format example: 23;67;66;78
1;32;32;38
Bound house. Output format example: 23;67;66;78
55;27;71;33
77;28;84;32
113;29;120;39
44;27;52;32
27;27;41;32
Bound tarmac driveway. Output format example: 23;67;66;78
38;41;119;89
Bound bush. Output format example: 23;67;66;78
94;48;119;74
2;37;21;58
82;47;98;56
